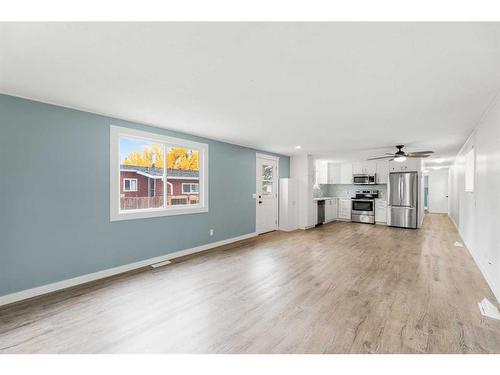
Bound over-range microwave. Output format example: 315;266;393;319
353;174;376;185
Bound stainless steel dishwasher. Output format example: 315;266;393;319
316;200;325;226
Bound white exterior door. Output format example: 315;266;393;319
428;168;449;214
256;154;279;234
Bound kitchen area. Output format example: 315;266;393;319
313;157;424;228
313;159;389;226
281;154;424;232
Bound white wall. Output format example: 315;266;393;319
428;168;449;213
449;94;500;302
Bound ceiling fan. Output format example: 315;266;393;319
368;145;434;162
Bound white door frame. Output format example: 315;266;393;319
256;153;280;233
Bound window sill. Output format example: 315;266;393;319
110;205;209;221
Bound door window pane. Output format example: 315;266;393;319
166;147;200;206
262;181;273;195
119;137;164;210
262;165;273;180
261;164;273;195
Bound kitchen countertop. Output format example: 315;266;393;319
313;196;343;201
314;196;387;201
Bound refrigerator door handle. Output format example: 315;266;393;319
400;177;403;205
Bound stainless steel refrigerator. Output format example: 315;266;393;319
388;172;418;229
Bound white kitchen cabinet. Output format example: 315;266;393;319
376;160;389;184
353;161;376;175
338;198;351;220
327;162;352;184
328;163;341;184
314;160;329;185
375;199;387;224
332;198;338;220
389;158;421;172
325;198;338;222
352;162;363;175
340;163;353;184
366;161;377;175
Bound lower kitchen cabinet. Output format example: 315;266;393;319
325;198;338;222
338;198;351;220
375;199;387;223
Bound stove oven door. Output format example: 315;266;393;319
351;199;374;215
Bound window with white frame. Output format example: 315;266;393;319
123;178;137;192
110;125;209;221
182;183;199;194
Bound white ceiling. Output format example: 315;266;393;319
1;23;499;167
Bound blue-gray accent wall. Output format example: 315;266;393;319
0;94;289;297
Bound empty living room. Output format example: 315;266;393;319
1;1;500;374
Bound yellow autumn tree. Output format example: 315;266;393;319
167;148;199;170
123;145;198;170
123;144;164;168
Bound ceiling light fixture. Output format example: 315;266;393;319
394;155;407;163
295;145;302;149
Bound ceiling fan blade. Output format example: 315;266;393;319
385;153;396;156
407;151;434;156
407;154;431;158
368;155;394;160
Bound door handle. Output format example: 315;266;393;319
259;201;263;204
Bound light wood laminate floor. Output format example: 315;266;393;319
1;214;500;353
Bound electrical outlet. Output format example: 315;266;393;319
209;229;214;236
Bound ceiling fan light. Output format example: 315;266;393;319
394;155;407;163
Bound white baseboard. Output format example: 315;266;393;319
448;213;459;232
0;232;257;307
470;249;500;304
279;226;298;232
448;214;500;303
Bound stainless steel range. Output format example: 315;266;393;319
351;190;379;224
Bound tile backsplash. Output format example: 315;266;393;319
314;184;387;199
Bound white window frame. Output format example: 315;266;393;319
110;125;209;221
182;183;200;194
123;178;138;192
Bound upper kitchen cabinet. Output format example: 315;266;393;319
315;162;352;184
352;161;376;175
389;158;422;172
375;160;389;184
314;160;329;185
328;163;341;184
340;163;353;184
